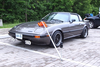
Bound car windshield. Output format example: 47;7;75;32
97;14;100;17
42;13;69;22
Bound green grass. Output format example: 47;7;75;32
0;23;22;28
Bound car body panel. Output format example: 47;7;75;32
9;12;88;45
85;14;100;26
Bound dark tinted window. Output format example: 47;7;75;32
96;14;100;17
98;14;100;17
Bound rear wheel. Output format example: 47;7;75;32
89;21;98;28
49;31;62;47
89;21;94;28
80;27;88;38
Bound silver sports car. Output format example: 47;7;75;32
9;12;89;47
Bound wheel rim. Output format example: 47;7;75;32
54;33;62;46
89;22;93;28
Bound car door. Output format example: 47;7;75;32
62;14;83;39
69;14;84;36
94;14;100;26
61;13;74;38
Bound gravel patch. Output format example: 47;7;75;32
0;28;11;35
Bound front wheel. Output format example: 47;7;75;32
49;31;62;47
80;27;88;38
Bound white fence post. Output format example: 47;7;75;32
99;7;100;14
0;19;3;26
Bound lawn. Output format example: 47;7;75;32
0;23;21;28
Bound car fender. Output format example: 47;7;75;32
51;28;62;36
83;25;88;30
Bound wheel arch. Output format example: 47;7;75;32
80;26;88;38
51;29;64;41
83;25;88;30
89;19;95;22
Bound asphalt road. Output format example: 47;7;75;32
0;28;100;67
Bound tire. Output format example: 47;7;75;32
89;21;94;28
89;21;98;28
49;31;62;47
80;27;88;38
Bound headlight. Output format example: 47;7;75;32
34;28;44;33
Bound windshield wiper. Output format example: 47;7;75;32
41;19;46;21
51;19;63;22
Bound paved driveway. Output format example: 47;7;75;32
0;28;100;67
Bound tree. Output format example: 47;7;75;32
0;0;100;23
91;0;100;15
48;0;74;12
0;0;27;23
73;0;92;18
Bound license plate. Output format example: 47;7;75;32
15;33;23;39
25;40;31;45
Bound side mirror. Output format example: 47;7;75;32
72;19;76;22
70;19;76;23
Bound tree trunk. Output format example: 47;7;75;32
25;2;27;22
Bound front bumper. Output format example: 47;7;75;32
9;32;50;45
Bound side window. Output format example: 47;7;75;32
78;15;82;21
70;14;79;22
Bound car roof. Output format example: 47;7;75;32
51;12;78;15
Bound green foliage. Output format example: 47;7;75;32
73;0;93;18
90;0;100;15
0;0;100;23
0;22;22;28
49;0;73;12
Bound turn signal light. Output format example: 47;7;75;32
35;36;40;38
84;18;87;20
38;21;47;27
46;35;49;37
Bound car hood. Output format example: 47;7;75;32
12;21;55;34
